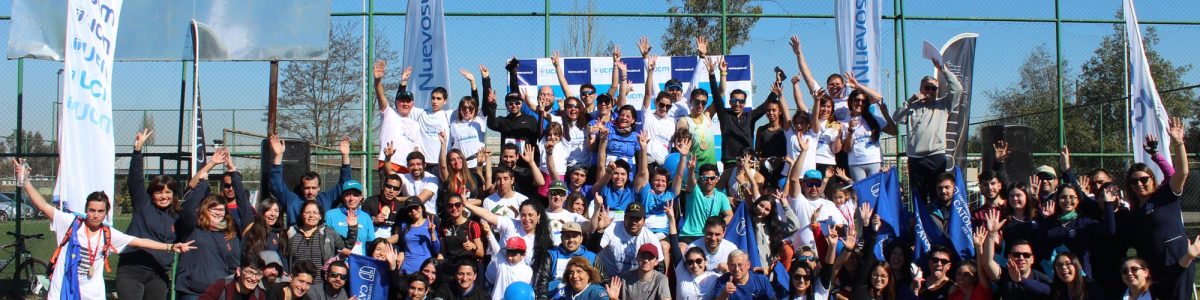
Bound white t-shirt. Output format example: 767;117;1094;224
847;116;883;166
493;216;535;266
675;270;719;300
448;115;487;168
379;107;422;167
686;239;738;271
413;109;453;162
488;257;533;300
539;139;568;177
789;195;845;252
560;121;593;168
812;122;842;165
833;96;851;123
48;210;135;300
545;210;589;246
642;112;678;165
403;172;440;212
784;128;819;174
599;221;665;277
484;192;529;220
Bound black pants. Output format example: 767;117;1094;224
116;265;170;300
907;154;948;203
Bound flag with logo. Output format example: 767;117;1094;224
347;254;390;300
940;34;979;170
1124;0;1172;180
725;201;761;268
854;169;901;260
190;21;207;175
403;0;449;109
54;0;123;218
948;167;976;260
910;189;944;262
835;0;882;93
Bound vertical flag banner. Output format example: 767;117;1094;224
55;0;123;217
725;201;762;268
403;0;449;109
835;0;883;92
949;167;976;260
1124;0;1172;179
940;34;978;170
854;169;901;260
190;21;207;175
347;254;391;300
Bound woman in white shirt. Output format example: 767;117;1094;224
675;247;719;300
540;123;569;196
555;96;594;169
841;74;891;182
449;68;488;169
809;93;842;172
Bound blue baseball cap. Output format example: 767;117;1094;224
803;170;824;181
341;180;363;193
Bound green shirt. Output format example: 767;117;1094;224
681;185;731;237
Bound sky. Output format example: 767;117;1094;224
2;0;1199;156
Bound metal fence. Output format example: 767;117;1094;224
2;0;1200;199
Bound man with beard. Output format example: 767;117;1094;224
591;202;664;278
306;261;350;300
268;135;353;227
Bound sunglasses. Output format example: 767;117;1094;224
792;275;811;281
731;98;747;104
384;184;402;191
804;181;822;188
328;272;347;279
1122;266;1146;274
1037;173;1057;180
565;103;580;109
550;190;566;197
1131;176;1152;185
921;84;937;91
505;101;522;106
448;202;464;208
460;106;477;111
686;258;705;265
1009;252;1033;259
929;257;951;265
700;175;719;181
657;102;673;109
222;185;235;190
666;86;683;92
581;90;595;96
798;255;816;262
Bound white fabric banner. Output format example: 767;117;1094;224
55;0;123;219
403;0;450;109
1124;0;1172;179
835;0;883;92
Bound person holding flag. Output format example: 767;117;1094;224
13;159;197;300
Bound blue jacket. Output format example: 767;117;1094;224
175;181;242;295
119;151;180;272
270;163;351;226
551;283;608;300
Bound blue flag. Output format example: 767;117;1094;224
949;167;977;260
772;261;790;297
854;169;902;260
346;254;391;300
59;220;83;300
911;189;945;263
725;201;761;268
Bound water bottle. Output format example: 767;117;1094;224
15;160;28;186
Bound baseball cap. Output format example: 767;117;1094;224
504;92;523;103
803;169;824;181
561;222;583;234
625;202;646;219
1035;165;1057;178
637;243;659;257
505;237;527;252
342;180;364;193
549;181;568;193
665;79;683;90
403;196;423;209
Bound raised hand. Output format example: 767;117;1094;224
844;72;860;90
611;44;622;61
551;50;562;67
210;148;229;166
269;135;286;155
606;276;623;300
438;131;448;145
719;58;728;74
676;137;693;156
770;80;783;96
1168;117;1186;143
384;141;396;159
172;240;199;253
973;226;987;248
133;128;153;151
858;202;874;224
459;68;475;82
522;144;536;163
638;132;650;146
1102;184;1121;204
791;75;802;86
723;280;737;296
664;201;675;219
993;140;1010;162
1060;145;1072;171
614;60;628;74
373;60;386;80
1144;134;1160;155
338;136;351;156
1040;200;1056;219
637;36;652;58
789;35;803;55
12;158;30;180
984;210;1006;233
696;36;709;57
1188;235;1200;259
702;57;716;74
401;66;413;84
479;64;490;78
486;88;497;104
646;54;658;71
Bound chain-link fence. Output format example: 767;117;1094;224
2;0;1200;212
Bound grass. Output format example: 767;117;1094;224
0;215;132;282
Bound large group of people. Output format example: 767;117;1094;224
16;34;1198;300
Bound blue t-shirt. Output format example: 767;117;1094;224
710;273;777;300
639;185;675;234
604;123;641;165
599;184;636;213
324;208;376;254
399;219;440;274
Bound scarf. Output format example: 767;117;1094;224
214;219;229;231
1058;210;1079;223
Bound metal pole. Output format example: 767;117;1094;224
365;0;376;191
721;0;729;53
14;58;24;274
1055;0;1065;147
893;0;903;164
177;62;187;174
544;0;551;56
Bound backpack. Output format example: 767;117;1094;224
48;217;113;278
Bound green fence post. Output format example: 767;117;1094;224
721;0;729;53
1055;0;1065;148
364;0;376;192
14;58;24;280
545;0;551;56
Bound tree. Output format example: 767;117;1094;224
978;44;1074;158
661;0;762;56
563;0;612;57
275;21;400;146
2;130;57;175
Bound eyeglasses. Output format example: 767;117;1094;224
1122;266;1146;274
565;103;580;109
242;269;263;278
1131;176;1152;185
731;98;747;104
1009;252;1033;259
581;90;595;96
686;258;705;265
700;175;719;181
448;202;464;208
328;272;347;279
921;84;937;91
207;206;225;212
460;106;477;112
930;257;951;265
384;184;402;191
798;255;816;262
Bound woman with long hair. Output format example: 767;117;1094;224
464;199;553;296
539;122;568;196
397;196;441;274
750;194;800;268
755;96;792;159
851;204;896;300
1050;252;1101;300
1117;118;1192;299
809;92;842;172
438;193;485;280
1039;185;1113;279
440;140;484;200
449;65;488;170
241;197;287;268
1003;182;1039;248
117;129;185;300
556;96;594;170
286;200;346;288
1120;257;1154;300
947;260;991;300
175;150;247;300
841;73;891;181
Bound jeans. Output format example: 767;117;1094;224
116;265;170;300
849;163;882;182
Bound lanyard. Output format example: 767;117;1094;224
84;227;100;276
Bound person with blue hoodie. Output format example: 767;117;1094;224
267;134;352;226
548;222;597;289
176;149;253;300
325;179;375;255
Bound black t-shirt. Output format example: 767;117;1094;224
996;269;1053;299
265;282;311;300
362;194;402;229
439;219;482;263
917;279;953;300
755;124;787;158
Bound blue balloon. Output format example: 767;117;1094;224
503;281;535;300
663;153;682;179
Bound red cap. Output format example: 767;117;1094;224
505;237;527;252
637;243;658;257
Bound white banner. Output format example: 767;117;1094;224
55;0;123;219
1125;0;1172;179
835;0;883;92
402;0;449;109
